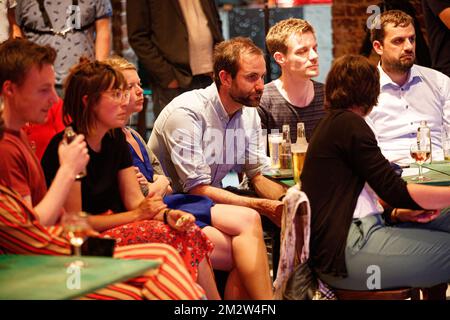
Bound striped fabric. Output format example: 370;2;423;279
258;80;326;143
0;186;70;256
0;185;205;300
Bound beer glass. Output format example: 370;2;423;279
268;133;282;169
442;124;450;161
291;144;307;184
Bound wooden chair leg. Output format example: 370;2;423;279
410;288;421;300
421;283;448;300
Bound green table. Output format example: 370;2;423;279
271;162;450;188
279;178;296;187
422;161;450;176
0;255;159;300
263;169;297;188
403;162;450;186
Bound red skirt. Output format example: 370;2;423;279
101;220;213;281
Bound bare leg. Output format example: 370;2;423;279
197;259;221;300
210;204;273;300
202;225;253;299
202;226;234;271
224;268;251;300
202;226;259;300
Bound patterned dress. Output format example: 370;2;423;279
101;219;213;281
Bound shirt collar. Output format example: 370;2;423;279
378;63;422;89
207;83;243;122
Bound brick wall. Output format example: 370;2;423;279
332;0;426;59
112;1;427;63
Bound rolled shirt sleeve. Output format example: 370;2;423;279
163;109;212;192
242;110;271;179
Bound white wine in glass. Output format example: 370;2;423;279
62;211;90;268
410;143;431;181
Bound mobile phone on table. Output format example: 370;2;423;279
80;237;116;257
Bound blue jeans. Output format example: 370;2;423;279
319;210;450;290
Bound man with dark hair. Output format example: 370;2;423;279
422;0;450;77
360;0;431;67
0;38;89;226
366;10;450;165
149;37;285;226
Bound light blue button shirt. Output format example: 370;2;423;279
366;64;450;164
148;83;269;193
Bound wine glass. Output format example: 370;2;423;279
410;142;431;181
61;211;90;268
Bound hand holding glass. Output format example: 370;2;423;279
410;143;431;181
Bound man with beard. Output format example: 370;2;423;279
149;37;285;227
367;10;450;164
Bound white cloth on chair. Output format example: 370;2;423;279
273;184;311;295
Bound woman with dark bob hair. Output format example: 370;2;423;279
301;55;450;294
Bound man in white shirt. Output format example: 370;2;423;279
366;10;450;164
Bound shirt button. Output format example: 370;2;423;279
410;122;414;125
406;105;408;109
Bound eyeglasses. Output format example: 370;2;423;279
103;89;131;102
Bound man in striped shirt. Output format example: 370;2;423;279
258;18;325;143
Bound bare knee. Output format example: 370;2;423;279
239;208;262;231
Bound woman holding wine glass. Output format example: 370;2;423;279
301;55;450;296
40;59;220;298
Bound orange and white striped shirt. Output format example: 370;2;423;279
0;185;205;300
